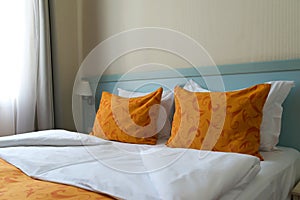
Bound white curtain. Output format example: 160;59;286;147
0;0;54;136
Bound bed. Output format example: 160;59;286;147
0;134;299;200
1;59;300;199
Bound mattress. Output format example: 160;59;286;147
0;146;298;200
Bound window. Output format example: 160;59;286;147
0;1;26;100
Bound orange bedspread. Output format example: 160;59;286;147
0;159;114;200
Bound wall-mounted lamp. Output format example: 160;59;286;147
76;80;94;105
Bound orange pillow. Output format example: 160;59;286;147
90;88;163;145
166;84;271;160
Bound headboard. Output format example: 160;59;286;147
87;59;300;151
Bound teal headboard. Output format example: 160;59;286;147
89;59;300;151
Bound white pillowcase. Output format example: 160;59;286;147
184;79;294;151
118;88;174;139
183;79;210;92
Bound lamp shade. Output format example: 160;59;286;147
76;80;92;96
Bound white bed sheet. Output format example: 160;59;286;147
0;130;261;200
236;147;300;200
71;135;300;200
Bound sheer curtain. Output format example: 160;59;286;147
0;0;54;136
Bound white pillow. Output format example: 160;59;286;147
118;88;174;139
183;79;209;92
184;79;294;151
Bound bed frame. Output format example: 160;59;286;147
86;59;300;151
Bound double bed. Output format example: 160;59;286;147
1;59;300;199
0;133;299;200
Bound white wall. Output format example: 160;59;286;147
79;0;300;74
50;0;300;130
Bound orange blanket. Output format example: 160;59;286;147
0;159;114;200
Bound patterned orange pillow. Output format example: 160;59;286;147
90;88;163;144
166;84;271;160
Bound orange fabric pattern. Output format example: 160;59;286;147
166;84;271;160
91;88;162;145
0;158;114;200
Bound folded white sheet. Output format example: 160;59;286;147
0;129;106;147
0;130;260;200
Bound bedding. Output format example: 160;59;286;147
0;158;113;199
183;79;295;151
236;147;300;200
167;84;270;160
0;130;261;200
1;147;298;200
118;88;174;139
90;88;163;144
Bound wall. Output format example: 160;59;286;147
50;0;80;130
50;0;300;130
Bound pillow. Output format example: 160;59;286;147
183;79;209;92
260;80;294;151
90;88;163;145
118;88;174;139
166;84;271;160
184;79;294;151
